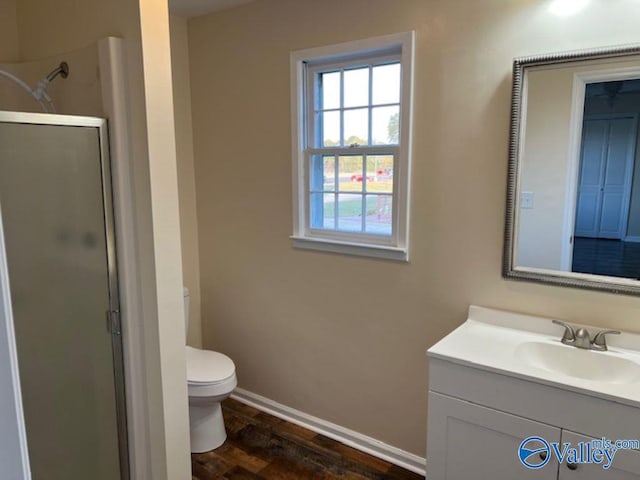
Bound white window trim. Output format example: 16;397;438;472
290;31;415;262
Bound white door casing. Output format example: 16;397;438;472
561;66;640;270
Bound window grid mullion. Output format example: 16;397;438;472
306;146;399;156
302;46;408;243
362;153;367;232
364;65;372;234
316;102;400;114
367;65;373;147
361;193;366;233
334;154;339;230
339;69;345;148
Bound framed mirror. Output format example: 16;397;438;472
504;44;640;295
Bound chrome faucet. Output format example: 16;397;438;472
552;320;620;352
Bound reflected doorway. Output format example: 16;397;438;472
572;79;640;279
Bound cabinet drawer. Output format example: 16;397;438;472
429;358;640;441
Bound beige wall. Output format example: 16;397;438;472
14;0;191;478
517;65;575;270
188;0;640;458
0;45;103;115
0;0;19;62
170;14;202;348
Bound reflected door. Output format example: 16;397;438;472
0;113;127;480
575;116;637;239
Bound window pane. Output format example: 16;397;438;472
344;68;369;108
365;195;392;236
310;193;336;229
343;108;368;146
320;71;340;110
371;105;399;145
322;110;340;147
366;155;393;193
310;155;335;191
372;63;400;105
338;156;363;192
337;194;363;232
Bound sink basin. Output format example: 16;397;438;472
516;341;640;384
428;306;640;407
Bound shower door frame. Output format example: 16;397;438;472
0;111;130;480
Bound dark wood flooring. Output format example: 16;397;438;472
191;398;424;480
572;237;640;279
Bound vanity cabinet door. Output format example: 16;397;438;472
427;392;561;480
558;431;640;480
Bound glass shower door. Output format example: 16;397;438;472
0;112;127;480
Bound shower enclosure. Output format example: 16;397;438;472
0;112;128;479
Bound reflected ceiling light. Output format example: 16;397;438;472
549;0;589;16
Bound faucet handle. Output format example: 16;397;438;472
592;330;621;351
552;320;576;344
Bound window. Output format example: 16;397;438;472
290;32;414;261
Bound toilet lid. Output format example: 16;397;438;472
186;346;235;385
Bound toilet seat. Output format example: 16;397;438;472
186;346;237;398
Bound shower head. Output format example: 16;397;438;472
0;61;69;113
45;62;69;83
31;61;69;112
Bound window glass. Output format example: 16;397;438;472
293;35;412;259
343;68;369;108
321;71;341;110
372;64;401;105
372;106;399;145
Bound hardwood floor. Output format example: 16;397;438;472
573;237;640;280
191;398;424;480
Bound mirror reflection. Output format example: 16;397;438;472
506;46;640;293
573;80;640;278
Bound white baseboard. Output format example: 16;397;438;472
625;236;640;243
231;388;426;476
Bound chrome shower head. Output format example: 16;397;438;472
45;62;69;83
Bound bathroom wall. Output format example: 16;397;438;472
170;14;203;348
188;0;640;457
13;0;191;478
0;45;103;116
0;0;19;62
517;65;575;270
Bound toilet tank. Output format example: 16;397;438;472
183;287;190;334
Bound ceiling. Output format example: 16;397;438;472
169;0;255;18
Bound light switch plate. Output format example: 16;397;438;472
520;191;534;209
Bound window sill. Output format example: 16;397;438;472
290;235;408;262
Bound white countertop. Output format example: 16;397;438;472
427;306;640;408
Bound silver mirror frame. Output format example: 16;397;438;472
503;43;640;296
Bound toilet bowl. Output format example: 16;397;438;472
184;288;237;452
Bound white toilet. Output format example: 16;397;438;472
183;287;237;453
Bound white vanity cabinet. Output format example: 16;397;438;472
426;306;640;480
558;431;640;480
427;392;560;480
427;359;640;480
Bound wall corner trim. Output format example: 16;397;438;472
231;388;426;476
